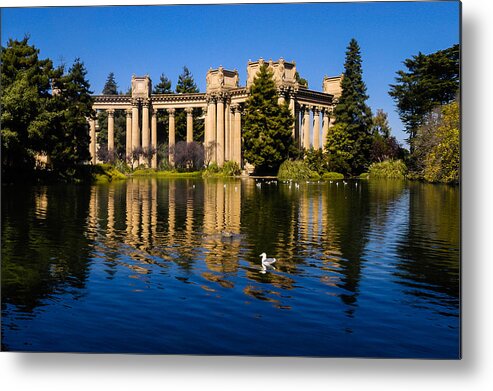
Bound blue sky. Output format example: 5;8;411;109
1;1;460;144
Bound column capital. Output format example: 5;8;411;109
312;106;321;114
132;98;140;107
151;108;158;117
126;108;132;117
303;104;311;113
142;98;151;106
107;108;115;117
167;108;176;116
185;107;194;115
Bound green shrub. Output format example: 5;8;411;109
322;172;344;180
277;160;320;180
359;172;370;179
222;161;241;176
92;164;127;183
368;159;407;179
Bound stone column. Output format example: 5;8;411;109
216;96;225;166
225;99;230;161
233;105;242;166
126;109;132;159
107;109;115;153
278;88;285;105
89;118;96;164
313;107;320;150
207;97;216;163
203;106;208;146
131;100;140;151
289;93;296;139
151;109;157;168
303;105;311;150
142;99;150;150
185;107;194;143
167;108;175;167
322;109;329;152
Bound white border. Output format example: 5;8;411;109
2;1;492;390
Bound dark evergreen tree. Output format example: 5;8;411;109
102;72;118;95
389;44;459;150
153;73;172;94
326;38;373;175
1;37;56;179
174;66;204;142
46;58;94;175
242;64;296;175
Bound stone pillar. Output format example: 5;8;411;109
233;105;242;166
203;106;208;146
303;105;311;150
89;118;96;164
142;99;150;150
107;109;115;153
185;107;193;143
278;88;285;105
126;109;132;159
151;109;157;168
207;97;216;163
216;96;225;166
313;107;320;150
225;99;230;161
131;100;140;151
289;93;296;139
167;108;175;167
322;109;329;152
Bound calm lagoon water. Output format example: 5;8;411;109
1;178;460;357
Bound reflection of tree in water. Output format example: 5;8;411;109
396;182;459;305
2;185;92;313
324;182;371;313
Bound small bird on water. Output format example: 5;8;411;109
260;252;276;271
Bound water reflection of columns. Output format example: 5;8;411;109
107;186;115;239
131;181;140;242
168;181;176;244
151;179;157;239
141;181;150;248
216;181;224;231
88;186;98;239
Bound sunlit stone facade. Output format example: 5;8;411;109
91;59;342;168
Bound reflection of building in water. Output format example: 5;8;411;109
202;179;242;274
86;179;243;278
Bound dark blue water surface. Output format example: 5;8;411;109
1;178;460;357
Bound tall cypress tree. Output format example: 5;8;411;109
102;72;118;95
243;64;295;175
327;38;373;175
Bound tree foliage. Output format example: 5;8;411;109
242;64;296;175
389;44;459;148
326;38;373;175
414;100;459;184
1;37;94;182
102;72;118;95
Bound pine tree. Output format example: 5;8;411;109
153;73;172;94
102;72;118;95
243;64;295;175
175;66;204;141
47;58;94;175
327;38;373;175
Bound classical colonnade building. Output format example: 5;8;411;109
90;58;342;168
